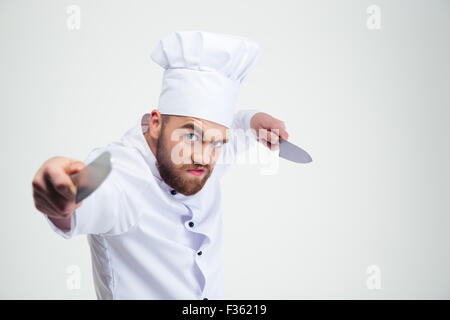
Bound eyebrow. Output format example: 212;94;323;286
180;123;203;136
179;122;229;144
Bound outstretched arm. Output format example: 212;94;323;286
33;148;122;238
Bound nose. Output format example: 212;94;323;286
192;143;213;166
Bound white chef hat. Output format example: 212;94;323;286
151;31;260;128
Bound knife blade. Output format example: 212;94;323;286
70;151;112;203
279;138;312;163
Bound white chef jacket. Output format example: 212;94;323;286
45;109;259;300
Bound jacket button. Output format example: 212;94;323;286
188;221;194;228
197;251;202;256
170;189;177;195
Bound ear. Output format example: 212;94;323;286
148;109;163;139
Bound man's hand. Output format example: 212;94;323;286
32;157;85;220
250;112;289;150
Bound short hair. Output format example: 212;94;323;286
160;114;170;131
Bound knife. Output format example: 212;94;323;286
279;138;312;163
70;151;112;203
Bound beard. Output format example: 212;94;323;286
155;134;213;196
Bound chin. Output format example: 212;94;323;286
179;186;203;196
179;180;207;196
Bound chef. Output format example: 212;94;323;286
32;31;289;299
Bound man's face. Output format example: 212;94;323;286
155;115;229;196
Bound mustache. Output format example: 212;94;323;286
182;164;210;171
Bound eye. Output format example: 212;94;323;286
184;133;199;142
212;141;223;148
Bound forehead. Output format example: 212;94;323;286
168;115;228;132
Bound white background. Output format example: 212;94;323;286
0;0;449;299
